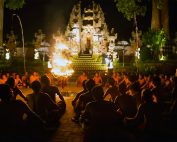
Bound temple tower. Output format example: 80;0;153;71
65;0;117;56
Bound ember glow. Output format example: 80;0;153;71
51;42;74;77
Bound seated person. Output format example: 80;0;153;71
72;79;95;122
6;77;27;102
27;81;61;127
93;72;102;85
125;89;162;132
114;83;138;118
77;72;88;87
80;85;130;142
72;80;88;110
104;77;120;102
14;73;23;88
0;73;8;84
0;84;45;141
41;75;66;113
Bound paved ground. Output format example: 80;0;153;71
20;84;84;142
49;96;83;142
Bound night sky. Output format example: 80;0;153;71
3;0;177;43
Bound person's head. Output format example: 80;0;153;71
33;72;38;76
129;82;140;93
92;85;104;101
95;72;99;77
138;73;144;79
31;81;41;93
15;73;20;79
107;77;115;86
86;79;95;91
0;73;7;80
141;89;153;103
151;76;161;87
6;77;15;88
0;84;13;102
82;72;87;76
113;71;118;76
40;75;50;87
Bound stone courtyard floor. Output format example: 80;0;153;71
20;84;84;142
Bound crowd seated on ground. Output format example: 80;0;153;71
71;70;177;141
80;85;132;142
0;84;45;141
0;71;67;140
124;88;163;140
1;69;177;141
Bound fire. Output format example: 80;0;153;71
51;41;74;77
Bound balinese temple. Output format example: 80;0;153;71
65;0;117;76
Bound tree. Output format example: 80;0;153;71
151;0;169;38
0;0;25;46
151;0;160;30
115;0;170;38
114;0;146;49
160;0;169;38
141;29;167;60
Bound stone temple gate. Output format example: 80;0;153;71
65;0;117;56
65;0;117;76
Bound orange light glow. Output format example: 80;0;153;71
51;40;74;77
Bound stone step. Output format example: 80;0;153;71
78;54;92;58
73;65;107;71
72;60;99;63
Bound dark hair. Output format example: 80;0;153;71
6;77;15;88
152;76;161;87
0;84;12;102
31;81;41;92
107;77;115;86
129;82;140;92
141;89;153;102
41;75;50;86
86;79;95;91
0;73;7;79
92;85;104;101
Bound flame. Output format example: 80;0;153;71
56;43;68;50
51;40;74;77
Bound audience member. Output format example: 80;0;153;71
29;71;40;85
72;79;95;122
77;72;88;87
14;73;23;88
0;84;45;141
104;77;120;102
93;72;102;85
72;80;88;110
41;75;66;113
6;77;27;102
125;89;162;133
0;73;8;84
80;85;131;142
27;81;61;127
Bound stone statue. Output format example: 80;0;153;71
34;29;45;49
6;30;17;56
